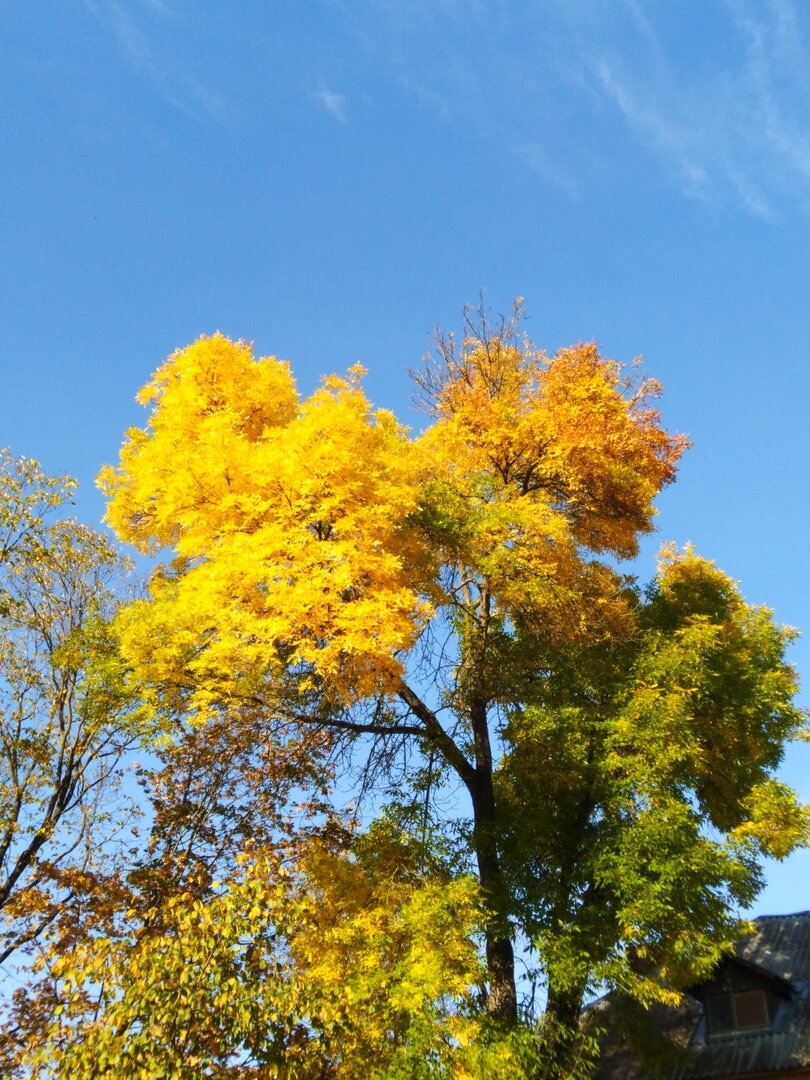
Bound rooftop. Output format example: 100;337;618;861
593;912;810;1080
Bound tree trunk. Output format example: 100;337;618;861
544;981;587;1078
396;676;518;1021
469;697;518;1026
472;795;518;1024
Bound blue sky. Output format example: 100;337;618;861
2;0;809;914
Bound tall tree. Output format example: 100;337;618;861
90;307;806;1075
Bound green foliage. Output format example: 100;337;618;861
496;545;807;1016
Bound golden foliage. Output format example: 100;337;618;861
20;843;497;1078
100;330;687;709
101;336;433;705
70;311;806;1078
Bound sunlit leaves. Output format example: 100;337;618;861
101;338;432;705
82;312;808;1076
23;841;492;1078
0;452;145;967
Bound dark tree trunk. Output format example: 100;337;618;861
469;696;518;1026
544;981;588;1078
471;790;518;1023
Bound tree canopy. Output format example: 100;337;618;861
4;307;806;1077
0;450;146;969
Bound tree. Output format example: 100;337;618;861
86;306;806;1075
0;450;146;965
18;829;506;1079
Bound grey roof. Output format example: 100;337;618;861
737;912;810;986
593;912;810;1079
672;912;810;1079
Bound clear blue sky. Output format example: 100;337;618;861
2;0;809;915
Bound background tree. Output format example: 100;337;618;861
84;308;807;1076
17;827;512;1079
0;450;146;967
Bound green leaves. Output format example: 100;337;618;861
496;545;807;1019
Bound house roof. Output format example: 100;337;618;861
673;912;810;1079
594;912;810;1080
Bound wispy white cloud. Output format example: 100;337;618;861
592;59;712;199
726;0;810;181
512;142;582;200
728;171;777;222
328;0;810;220
314;84;349;124
396;74;451;122
579;0;810;217
136;0;176;17
84;0;230;125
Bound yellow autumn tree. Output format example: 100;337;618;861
83;302;807;1077
21;836;504;1079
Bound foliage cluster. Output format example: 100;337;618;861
0;305;806;1077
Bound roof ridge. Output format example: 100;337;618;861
753;910;810;920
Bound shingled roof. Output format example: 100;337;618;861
593;912;810;1080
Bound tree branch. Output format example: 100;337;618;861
397;680;476;791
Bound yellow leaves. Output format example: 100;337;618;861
136;332;298;433
731;779;810;859
277;843;485;1075
99;327;690;710
23;843;486;1077
101;336;434;704
102;335;298;553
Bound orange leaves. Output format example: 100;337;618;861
538;344;688;554
420;337;687;562
413;334;684;643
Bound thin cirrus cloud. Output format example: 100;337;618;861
573;2;799;220
82;0;810;218
592;59;712;193
314;84;349;124
83;0;230;125
546;0;810;219
332;0;810;220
